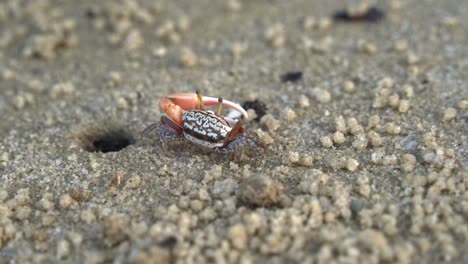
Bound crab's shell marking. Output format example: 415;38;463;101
182;110;231;148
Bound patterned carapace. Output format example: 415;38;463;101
182;110;230;148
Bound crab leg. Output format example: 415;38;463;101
166;92;248;119
225;119;245;144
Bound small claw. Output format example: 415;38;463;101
142;123;160;135
166;92;249;120
159;97;185;126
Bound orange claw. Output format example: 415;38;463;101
166;93;201;111
201;95;249;120
159;97;185;126
160;92;249;128
164;92;249;119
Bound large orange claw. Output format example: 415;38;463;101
164;92;248;119
165;93;200;111
201;95;249;120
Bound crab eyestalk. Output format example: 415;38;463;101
216;98;223;116
196;89;206;110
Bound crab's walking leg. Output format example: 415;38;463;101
224;119;245;144
142;116;184;149
159;116;184;146
142;123;160;135
215;133;247;154
160;116;183;133
245;132;264;155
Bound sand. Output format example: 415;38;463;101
0;0;467;263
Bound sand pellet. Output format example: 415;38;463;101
321;135;334;148
335;116;347;133
398;100;411;113
386;122;401;135
343;80;355;93
443;107;457;121
332;131;346;145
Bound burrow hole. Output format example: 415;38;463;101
76;125;135;153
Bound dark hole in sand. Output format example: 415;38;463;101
158;236;177;249
77;126;135;153
91;130;134;153
242;99;268;121
333;6;385;23
280;71;303;83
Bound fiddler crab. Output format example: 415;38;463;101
143;90;263;154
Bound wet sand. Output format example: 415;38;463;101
0;0;467;263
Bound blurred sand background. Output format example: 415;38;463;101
0;0;467;263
